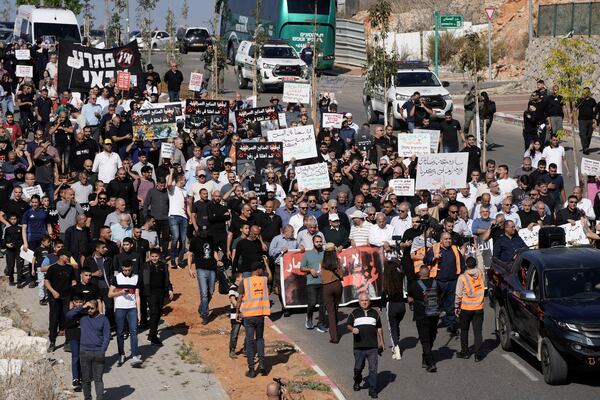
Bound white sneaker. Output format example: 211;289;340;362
130;355;143;366
393;345;401;361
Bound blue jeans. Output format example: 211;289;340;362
244;316;265;369
1;97;14;116
115;308;138;356
168;215;188;265
37;267;47;300
437;279;458;330
407;121;415;132
442;146;458;153
242;271;252;278
71;338;80;380
168;91;179;102
196;269;215;319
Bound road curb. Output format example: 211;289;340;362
454;105;525;128
265;317;347;400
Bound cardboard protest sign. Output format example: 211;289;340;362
581;157;600;176
235;106;278;127
160;142;175;160
132;103;182;140
322;113;343;129
317;75;346;94
188;72;204;91
416;153;469;190
398;133;431;157
15;49;30;60
116;71;131;90
23;185;44;199
296;163;331;191
519;225;540;248
560;223;590;245
283;82;311;104
389;179;415;196
267;125;318;162
413;129;440;153
235;142;284;179
16;65;33;78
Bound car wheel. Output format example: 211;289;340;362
541;338;568;385
365;99;379;124
237;68;248;89
387;105;401;130
497;308;514;351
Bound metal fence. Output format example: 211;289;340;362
335;19;367;67
538;2;600;37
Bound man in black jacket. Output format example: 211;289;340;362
86;194;114;240
207;190;230;263
139;248;173;346
83;241;114;325
164;62;184;102
64;214;91;267
106;168;136;214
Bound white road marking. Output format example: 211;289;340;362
270;324;282;334
331;387;347;400
502;354;540;381
312;364;326;376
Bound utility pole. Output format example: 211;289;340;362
528;0;533;44
434;10;439;75
125;0;130;44
488;19;492;80
211;9;219;97
104;0;110;48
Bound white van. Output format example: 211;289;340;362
14;5;81;44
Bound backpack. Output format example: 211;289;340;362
417;280;440;317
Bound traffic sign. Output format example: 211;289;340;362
439;15;463;29
485;7;496;21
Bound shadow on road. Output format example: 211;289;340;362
103;385;135;399
376;370;397;393
399;336;419;352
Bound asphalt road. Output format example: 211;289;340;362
160;54;600;398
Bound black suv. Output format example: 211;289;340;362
179;27;210;54
488;246;600;384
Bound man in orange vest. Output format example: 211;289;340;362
423;232;465;335
454;257;485;362
236;261;271;378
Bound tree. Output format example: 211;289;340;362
544;38;597;180
210;0;229;97
136;0;159;64
164;5;181;66
181;0;189;28
251;0;268;97
16;0;83;15
81;0;94;44
1;0;13;22
364;0;398;128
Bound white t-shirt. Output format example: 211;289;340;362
92;151;122;183
111;273;139;309
497;178;518;196
542;146;565;174
168;186;188;218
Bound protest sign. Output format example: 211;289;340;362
280;246;383;308
296;163;331;191
581;157;600;176
16;65;33;78
278;112;287;128
188;72;204;91
160;142;174;160
317;75;346;94
23;185;44;199
355;127;373;152
235;106;278;127
519;225;540;248
416;153;469;190
397;133;431;157
132;103;181;140
246;95;257;108
235;142;284;179
389;179;415;196
20;246;35;263
413;129;440;153
322;113;343;129
267;125;318;162
260;120;279;136
15;49;30;60
560;223;590;245
282;82;311;104
116;71;130;90
467;236;494;271
58;41;144;93
185;99;228;128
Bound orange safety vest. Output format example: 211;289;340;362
414;243;461;279
459;272;485;311
240;276;271;317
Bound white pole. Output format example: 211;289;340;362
488;20;492;81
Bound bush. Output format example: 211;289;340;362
426;31;464;65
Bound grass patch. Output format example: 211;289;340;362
177;342;202;364
289;380;331;394
296;368;317;377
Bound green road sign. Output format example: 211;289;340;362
439;15;463;29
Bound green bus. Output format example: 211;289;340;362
219;0;336;69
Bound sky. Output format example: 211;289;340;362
87;0;216;31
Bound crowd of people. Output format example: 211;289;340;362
2;36;600;399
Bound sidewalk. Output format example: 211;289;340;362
2;262;229;400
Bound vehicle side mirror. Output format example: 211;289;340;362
442;81;450;88
518;290;537;302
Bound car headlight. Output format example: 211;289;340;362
395;94;410;101
443;94;452;100
556;320;580;332
262;63;275;69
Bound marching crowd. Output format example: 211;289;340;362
1;37;600;399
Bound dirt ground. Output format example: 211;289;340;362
163;269;336;400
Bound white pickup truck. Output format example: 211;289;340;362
363;61;453;129
235;39;309;92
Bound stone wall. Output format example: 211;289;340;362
523;37;600;97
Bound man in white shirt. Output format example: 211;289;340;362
70;171;93;205
349;211;370;247
565;186;595;220
456;186;475;213
92;139;122;183
368;213;394;251
185;146;203;172
542;135;569;176
496;165;518;196
45;54;58;79
390;202;412;238
187;170;214;202
167;170;189;268
289;201;309;237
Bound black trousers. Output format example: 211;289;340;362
386;301;406;347
147;293;165;339
154;219;170;257
416;316;439;367
80;349;105;400
579;119;594;151
49;296;69;343
306;284;325;325
139;295;149;325
459;309;484;355
6;247;24;283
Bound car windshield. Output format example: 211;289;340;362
395;72;440;87
0;30;11;41
287;0;330;15
34;23;80;43
186;29;208;38
261;46;296;59
545;268;600;300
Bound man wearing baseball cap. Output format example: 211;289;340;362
344;112;359;135
92;138;122;183
322;213;350;250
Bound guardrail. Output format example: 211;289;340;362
335;19;367;68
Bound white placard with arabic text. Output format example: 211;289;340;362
398;133;431;157
267;125;318;162
282;82;311;104
416;153;468;190
296;163;331;191
389;179;415;196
